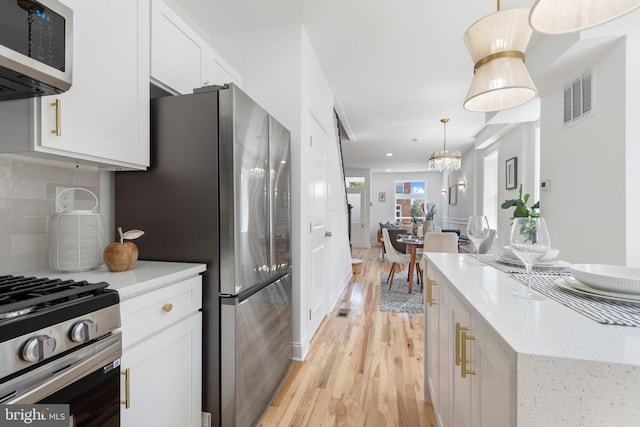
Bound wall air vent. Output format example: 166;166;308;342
563;69;593;127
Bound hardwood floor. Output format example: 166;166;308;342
258;247;438;427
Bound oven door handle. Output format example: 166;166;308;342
1;332;122;404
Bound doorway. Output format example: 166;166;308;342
346;187;367;248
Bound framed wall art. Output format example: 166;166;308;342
448;185;457;205
506;157;517;190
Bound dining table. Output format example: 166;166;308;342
396;236;424;294
396;236;473;293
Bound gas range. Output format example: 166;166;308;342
0;274;121;383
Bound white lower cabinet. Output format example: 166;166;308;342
425;264;515;427
119;276;203;427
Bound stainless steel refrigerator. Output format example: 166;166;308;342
114;84;292;427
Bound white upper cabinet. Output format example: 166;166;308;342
205;47;241;88
0;0;150;170
150;0;240;94
150;0;206;94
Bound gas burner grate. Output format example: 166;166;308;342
0;275;108;317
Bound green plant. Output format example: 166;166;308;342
501;184;539;218
424;202;437;220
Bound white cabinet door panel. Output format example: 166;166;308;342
38;0;149;169
151;0;206;94
121;312;202;427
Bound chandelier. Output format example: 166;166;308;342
427;118;461;172
529;0;640;34
463;2;537;112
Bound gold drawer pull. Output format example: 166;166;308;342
120;368;131;408
50;99;61;136
455;322;468;366
427;279;438;306
461;330;476;378
162;303;173;312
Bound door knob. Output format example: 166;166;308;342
325;231;332;237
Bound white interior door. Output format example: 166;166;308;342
347;188;367;248
308;115;328;337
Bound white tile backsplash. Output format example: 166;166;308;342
0;159;101;273
13;161;75;183
12;199;53;217
0;237;10;255
11;179;47;200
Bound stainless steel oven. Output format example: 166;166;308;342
0;275;121;426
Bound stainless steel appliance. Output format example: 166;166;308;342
0;0;73;101
114;83;292;427
0;274;121;426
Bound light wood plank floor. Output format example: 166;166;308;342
258;247;437;427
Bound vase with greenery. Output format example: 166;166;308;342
501;184;539;218
423;202;437;233
501;185;541;243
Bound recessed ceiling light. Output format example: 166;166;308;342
386;169;391;172
386;153;393;156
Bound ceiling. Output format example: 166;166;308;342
168;0;554;172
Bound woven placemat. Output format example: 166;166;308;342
478;254;640;327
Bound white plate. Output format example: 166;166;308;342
569;264;640;295
502;245;559;262
554;278;640;303
496;255;569;268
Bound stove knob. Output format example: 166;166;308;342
70;320;99;343
22;335;57;363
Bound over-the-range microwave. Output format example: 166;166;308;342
0;0;73;101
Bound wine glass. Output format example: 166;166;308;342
466;216;490;263
509;217;551;300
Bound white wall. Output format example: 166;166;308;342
211;24;352;360
493;123;538;248
443;147;476;232
539;39;627;265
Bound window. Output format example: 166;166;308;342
345;177;365;188
394;180;425;223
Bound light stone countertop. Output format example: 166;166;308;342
426;253;640;366
15;261;207;300
426;252;640;426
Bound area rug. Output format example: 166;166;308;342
379;273;424;314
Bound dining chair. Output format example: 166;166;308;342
382;228;412;289
417;232;459;291
477;229;496;254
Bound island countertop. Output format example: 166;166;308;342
426;252;640;366
425;252;640;426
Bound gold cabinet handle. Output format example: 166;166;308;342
120;368;131;408
455;322;468;366
50;99;61;136
461;330;476;378
427;279;438;306
162;303;173;312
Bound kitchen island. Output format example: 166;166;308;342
423;253;640;427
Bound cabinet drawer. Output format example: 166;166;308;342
120;276;202;349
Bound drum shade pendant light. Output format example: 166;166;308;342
463;2;537;112
529;0;640;34
428;118;461;172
